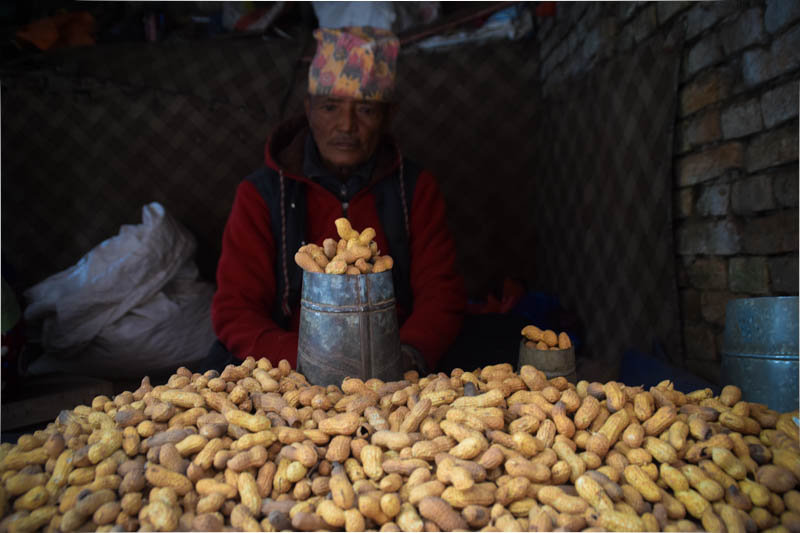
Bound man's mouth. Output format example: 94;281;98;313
332;139;359;149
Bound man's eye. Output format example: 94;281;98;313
322;104;337;111
358;105;377;115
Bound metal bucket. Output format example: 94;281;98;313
518;340;577;383
297;270;404;387
721;296;799;413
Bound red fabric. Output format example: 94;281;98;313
212;126;465;371
536;2;557;17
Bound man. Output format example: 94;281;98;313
211;26;465;375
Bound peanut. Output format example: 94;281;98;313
417;497;468;530
4;348;800;533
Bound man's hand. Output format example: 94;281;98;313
400;344;428;375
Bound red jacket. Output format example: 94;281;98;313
211;118;465;371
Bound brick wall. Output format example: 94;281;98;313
535;0;799;384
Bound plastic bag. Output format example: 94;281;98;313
23;202;215;377
312;2;440;33
312;2;398;30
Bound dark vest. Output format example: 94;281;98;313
246;159;420;328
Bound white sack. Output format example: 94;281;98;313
24;202;195;353
26;262;215;378
23;202;215;377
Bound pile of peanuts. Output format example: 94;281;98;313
1;358;799;533
522;325;572;351
294;218;393;276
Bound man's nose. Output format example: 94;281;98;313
337;106;357;132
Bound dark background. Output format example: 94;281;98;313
2;1;682;385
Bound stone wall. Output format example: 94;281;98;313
534;0;799;384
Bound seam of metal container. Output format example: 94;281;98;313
360;276;371;380
300;300;396;312
722;351;798;358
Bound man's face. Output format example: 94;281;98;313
305;95;390;174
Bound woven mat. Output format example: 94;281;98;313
527;34;684;373
2;38;303;286
392;43;541;298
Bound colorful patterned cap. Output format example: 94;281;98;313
308;26;399;102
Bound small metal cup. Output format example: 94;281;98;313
518;340;577;383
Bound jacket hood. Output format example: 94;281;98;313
264;115;402;185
